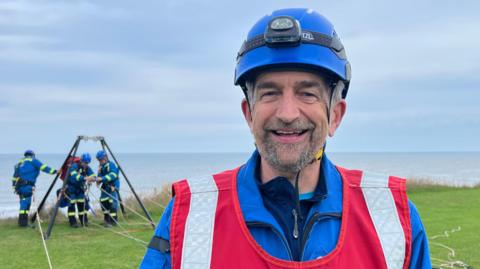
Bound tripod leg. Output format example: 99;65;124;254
31;138;80;223
45;137;81;239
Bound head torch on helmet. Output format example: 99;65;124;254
264;16;302;46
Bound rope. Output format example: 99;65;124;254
429;226;471;269
87;189;149;233
119;188;166;210
85;190;149;247
41;168;152;252
96;186;155;226
62;183;96;221
86;222;148;247
118;222;153;226
82;184;92;221
32;193;54;269
86;185;139;223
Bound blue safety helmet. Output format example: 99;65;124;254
24;149;35;157
235;8;351;98
80;153;91;164
96;150;107;160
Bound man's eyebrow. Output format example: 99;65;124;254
255;81;281;91
294;80;324;90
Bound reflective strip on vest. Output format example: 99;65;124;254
181;176;218;269
361;172;406;269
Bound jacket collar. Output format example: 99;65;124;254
237;150;343;227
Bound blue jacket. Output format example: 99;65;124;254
12;157;56;186
67;163;95;190
140;151;431;268
98;161;120;190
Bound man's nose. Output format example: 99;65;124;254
276;93;300;123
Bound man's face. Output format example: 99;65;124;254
80;162;88;169
242;71;336;175
99;158;107;165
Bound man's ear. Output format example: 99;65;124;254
241;98;253;130
328;100;347;137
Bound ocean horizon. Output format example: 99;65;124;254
1;151;479;218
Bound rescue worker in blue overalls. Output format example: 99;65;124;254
12;150;57;227
89;150;120;227
66;153;95;228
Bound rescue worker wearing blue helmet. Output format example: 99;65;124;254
65;153;95;228
12;150;57;227
140;8;431;269
88;150;120;227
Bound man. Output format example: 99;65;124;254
12;150;57;227
65;153;95;228
89;150;120;227
140;8;431;269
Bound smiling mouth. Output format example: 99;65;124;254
272;129;308;136
268;129;311;144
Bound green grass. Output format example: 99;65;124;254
0;215;161;268
1;183;479;268
0;186;170;269
408;181;480;268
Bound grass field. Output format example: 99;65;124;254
1;183;479;269
407;182;480;268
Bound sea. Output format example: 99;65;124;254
1;152;479;218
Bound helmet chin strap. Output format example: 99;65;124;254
293;144;325;222
292;80;344;220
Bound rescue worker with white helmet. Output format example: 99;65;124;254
140;8;431;269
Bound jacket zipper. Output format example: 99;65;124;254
246;221;294;260
300;212;342;260
292;209;299;239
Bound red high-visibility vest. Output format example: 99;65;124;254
170;166;412;269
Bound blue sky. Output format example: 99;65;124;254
0;0;479;153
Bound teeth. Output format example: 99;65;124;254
276;130;302;135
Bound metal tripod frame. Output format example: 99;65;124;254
31;135;155;239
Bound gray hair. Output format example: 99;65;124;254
244;80;256;108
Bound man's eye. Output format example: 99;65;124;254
299;91;319;102
260;91;279;99
263;91;278;96
301;92;316;97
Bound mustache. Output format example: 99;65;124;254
264;119;315;131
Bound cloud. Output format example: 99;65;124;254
0;0;127;27
0;1;478;153
346;19;480;88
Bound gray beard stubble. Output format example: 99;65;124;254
257;119;320;177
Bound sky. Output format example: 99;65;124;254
0;0;479;153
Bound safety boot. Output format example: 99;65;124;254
110;215;118;226
102;214;112;227
80;215;88;227
18;214;28;227
69;216;79;228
